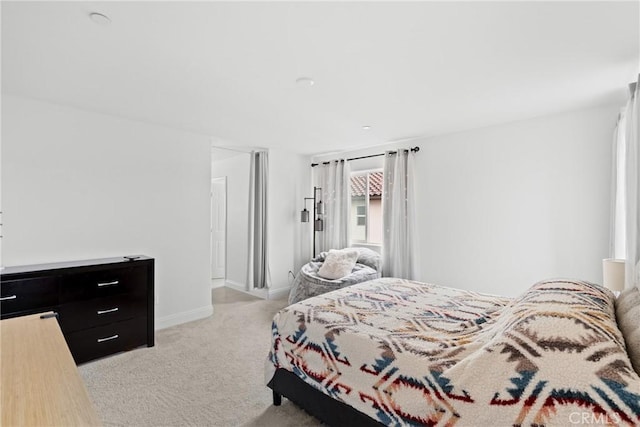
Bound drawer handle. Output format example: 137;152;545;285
97;307;119;315
0;295;17;301
97;335;119;343
97;280;119;287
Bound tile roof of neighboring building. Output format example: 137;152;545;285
351;171;383;197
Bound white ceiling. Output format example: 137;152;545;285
2;1;638;155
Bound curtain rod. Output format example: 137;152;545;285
311;146;420;167
212;145;268;154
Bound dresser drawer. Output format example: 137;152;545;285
58;294;147;333
66;317;147;364
0;276;58;317
61;266;147;302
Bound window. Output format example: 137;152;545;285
350;171;383;244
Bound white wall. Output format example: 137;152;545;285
313;103;619;297
2;95;212;328
268;148;309;293
211;153;250;288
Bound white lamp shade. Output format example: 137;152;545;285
603;258;625;292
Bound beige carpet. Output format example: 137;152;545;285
79;287;322;427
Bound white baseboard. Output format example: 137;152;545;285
211;280;225;289
225;279;268;299
267;287;291;300
224;279;250;292
155;304;213;330
224;279;290;301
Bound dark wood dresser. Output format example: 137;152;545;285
0;256;154;364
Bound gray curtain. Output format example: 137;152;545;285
247;150;270;289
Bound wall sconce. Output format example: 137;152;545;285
301;187;323;256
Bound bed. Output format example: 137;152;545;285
266;277;640;426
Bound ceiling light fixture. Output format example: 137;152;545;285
362;126;372;130
89;12;111;25
295;77;315;87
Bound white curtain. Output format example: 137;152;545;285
625;78;639;288
612;76;640;289
247;150;270;289
314;160;350;253
610;107;627;260
382;149;417;279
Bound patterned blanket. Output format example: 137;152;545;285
267;278;640;426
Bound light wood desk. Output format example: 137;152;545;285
1;312;102;426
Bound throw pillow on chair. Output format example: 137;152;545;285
317;249;359;280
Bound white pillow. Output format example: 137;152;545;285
317;249;359;280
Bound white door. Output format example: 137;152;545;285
211;177;226;279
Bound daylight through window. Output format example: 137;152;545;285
350;171;383;245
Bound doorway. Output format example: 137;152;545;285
211;177;227;282
210;146;251;292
